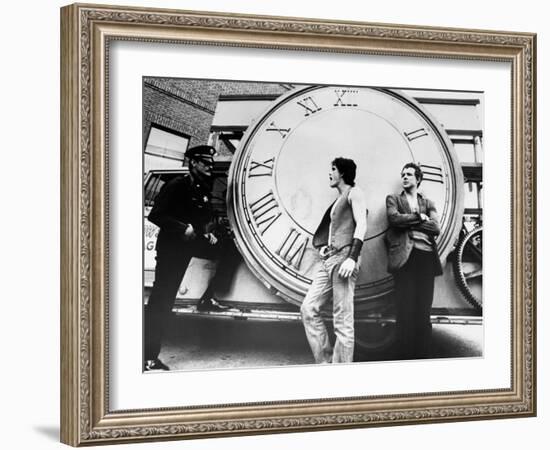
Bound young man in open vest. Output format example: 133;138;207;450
301;157;368;364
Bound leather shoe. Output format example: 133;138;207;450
144;358;170;371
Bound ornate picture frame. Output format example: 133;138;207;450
60;3;536;446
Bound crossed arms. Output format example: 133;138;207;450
385;194;440;236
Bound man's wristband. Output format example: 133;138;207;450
348;238;363;262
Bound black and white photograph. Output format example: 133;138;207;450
53;1;537;447
142;78;484;372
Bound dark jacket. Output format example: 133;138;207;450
148;174;213;246
385;191;443;275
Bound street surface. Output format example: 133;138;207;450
156;313;482;371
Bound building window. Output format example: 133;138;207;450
144;125;189;173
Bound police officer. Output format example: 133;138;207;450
144;144;228;371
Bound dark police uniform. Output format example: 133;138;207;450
144;146;220;364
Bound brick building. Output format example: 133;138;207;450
143;78;292;172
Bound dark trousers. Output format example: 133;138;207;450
144;233;239;361
394;248;437;360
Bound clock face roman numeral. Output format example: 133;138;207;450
333;88;358;107
248;158;275;178
265;121;290;138
404;128;429;141
296;96;322;116
249;191;282;235
420;163;444;184
276;228;309;270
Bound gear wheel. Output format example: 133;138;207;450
453;226;483;312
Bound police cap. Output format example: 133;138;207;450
185;145;216;163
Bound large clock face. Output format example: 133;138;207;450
227;86;463;305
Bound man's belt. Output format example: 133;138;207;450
319;244;351;260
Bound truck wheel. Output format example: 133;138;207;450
354;320;396;361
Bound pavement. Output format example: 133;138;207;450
156;313;483;371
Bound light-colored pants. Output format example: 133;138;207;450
300;250;358;363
